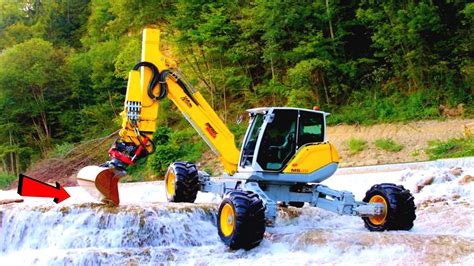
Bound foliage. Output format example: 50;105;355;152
0;172;16;190
0;0;472;176
328;92;441;125
374;138;404;152
49;143;75;158
346;138;367;155
411;149;420;157
425;138;474;160
146;127;207;178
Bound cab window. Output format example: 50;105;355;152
257;110;297;171
298;111;325;147
240;114;264;166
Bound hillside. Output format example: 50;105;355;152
0;0;473;187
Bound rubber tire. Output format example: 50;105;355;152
288;201;305;208
362;183;416;231
217;190;266;250
165;162;199;203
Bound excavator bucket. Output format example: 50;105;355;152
77;166;124;206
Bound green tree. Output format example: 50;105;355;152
0;38;69;170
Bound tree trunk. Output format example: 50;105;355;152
320;71;330;105
325;0;335;39
31;86;51;150
1;158;7;173
15;152;20;176
270;58;276;106
9;130;15;175
200;49;216;108
188;55;213;95
219;58;227;123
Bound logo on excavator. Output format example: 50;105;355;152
181;96;193;108
205;123;218;138
290;168;308;173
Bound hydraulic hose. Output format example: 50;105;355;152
132;61;166;100
159;70;199;105
133;61;198;105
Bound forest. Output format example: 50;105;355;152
0;0;472;182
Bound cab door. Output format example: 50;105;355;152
256;109;298;171
239;113;264;168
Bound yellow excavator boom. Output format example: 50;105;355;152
77;28;240;205
121;28;240;174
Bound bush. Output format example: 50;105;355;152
327;91;443;125
425;138;474;160
50;142;75;158
346;138;367;154
374;138;403;152
147;144;183;177
146;126;207;178
0;172;16;190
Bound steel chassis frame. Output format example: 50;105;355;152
198;171;384;225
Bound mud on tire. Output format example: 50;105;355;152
165;162;199;203
217;190;266;250
362;183;416;231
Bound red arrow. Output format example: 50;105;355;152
17;174;71;203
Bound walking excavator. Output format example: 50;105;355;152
77;28;416;250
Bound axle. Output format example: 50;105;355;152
198;172;385;225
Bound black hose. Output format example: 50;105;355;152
132;61;166;100
159;70;199;105
133;61;198;105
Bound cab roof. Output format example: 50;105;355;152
246;107;330;116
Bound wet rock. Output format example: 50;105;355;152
415;176;434;193
452;194;461;200
458;175;473;185
0;199;24;205
449;167;463;176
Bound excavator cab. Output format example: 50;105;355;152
239;107;328;173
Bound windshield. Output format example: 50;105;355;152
240;114;264;167
257;110;298;171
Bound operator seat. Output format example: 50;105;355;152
267;131;296;170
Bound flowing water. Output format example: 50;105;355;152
1;158;473;265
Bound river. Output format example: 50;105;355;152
1;158;473;265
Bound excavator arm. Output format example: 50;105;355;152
77;28;240;205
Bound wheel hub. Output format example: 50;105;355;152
220;203;235;237
368;195;388;225
166;171;175;197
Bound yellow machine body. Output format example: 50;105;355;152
283;143;339;174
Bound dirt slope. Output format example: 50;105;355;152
328;118;473;167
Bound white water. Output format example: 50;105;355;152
1;158;473;265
